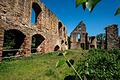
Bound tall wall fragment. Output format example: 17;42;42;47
105;24;119;49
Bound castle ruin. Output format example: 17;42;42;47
70;21;97;49
0;0;68;61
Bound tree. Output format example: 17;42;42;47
96;33;106;49
96;33;105;41
76;0;120;16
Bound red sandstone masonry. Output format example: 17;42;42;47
0;0;68;61
70;21;97;49
0;29;4;61
105;24;119;49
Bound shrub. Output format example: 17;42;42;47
76;49;120;80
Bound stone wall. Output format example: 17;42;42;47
70;21;97;49
89;36;97;49
70;21;88;49
105;24;119;49
0;29;4;61
0;0;68;61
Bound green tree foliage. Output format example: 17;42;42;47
96;33;105;41
31;36;36;48
76;0;120;15
96;33;106;49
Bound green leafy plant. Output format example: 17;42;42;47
76;0;87;7
76;49;120;80
76;0;120;15
76;0;101;12
115;6;120;16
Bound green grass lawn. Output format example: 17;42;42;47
0;49;87;80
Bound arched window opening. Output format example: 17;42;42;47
54;45;60;51
63;27;66;37
65;41;68;45
81;43;85;50
31;2;42;25
31;34;45;53
31;8;36;24
78;34;81;42
58;22;62;36
61;40;64;44
58;22;62;29
63;27;65;32
3;29;25;57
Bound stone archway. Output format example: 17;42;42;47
31;2;42;24
58;22;62;36
3;29;26;57
31;34;45;53
54;45;60;51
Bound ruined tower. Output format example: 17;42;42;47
105;24;119;49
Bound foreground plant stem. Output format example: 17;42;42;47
63;52;83;80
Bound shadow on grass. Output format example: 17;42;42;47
64;75;80;80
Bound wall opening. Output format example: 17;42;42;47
31;34;45;53
58;22;62;36
81;43;85;49
90;45;95;48
63;27;66;37
61;40;64;44
31;2;42;25
54;45;60;51
3;29;25;57
65;41;68;45
78;34;80;42
63;27;65;31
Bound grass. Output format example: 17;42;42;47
0;49;87;80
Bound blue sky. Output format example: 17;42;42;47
32;0;120;36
